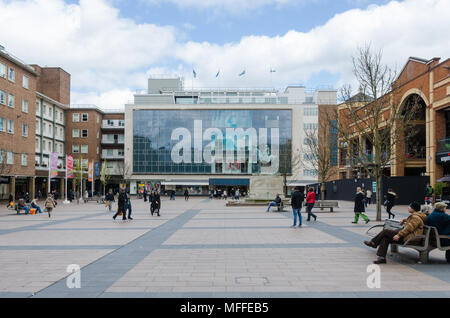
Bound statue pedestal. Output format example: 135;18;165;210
248;176;284;200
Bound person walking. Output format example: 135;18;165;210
184;188;189;201
364;202;426;264
235;189;240;200
7;193;13;208
352;187;370;224
223;190;228;200
365;189;372;207
149;190;155;214
143;189;147;202
84;190;89;203
291;187;304;228
424;183;434;205
125;190;133;220
31;197;43;214
306;187;317;222
105;190;115;211
425;202;450;263
384;188;397;219
151;191;161;216
44;193;56;218
113;189;127;221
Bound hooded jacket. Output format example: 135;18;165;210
398;212;427;242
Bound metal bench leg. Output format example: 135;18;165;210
418;251;429;264
391;244;398;253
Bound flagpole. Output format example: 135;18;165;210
48;157;51;194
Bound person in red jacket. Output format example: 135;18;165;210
306;187;317;222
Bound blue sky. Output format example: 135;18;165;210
0;0;448;108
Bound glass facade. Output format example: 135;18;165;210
133;109;292;175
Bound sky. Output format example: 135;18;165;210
0;0;448;109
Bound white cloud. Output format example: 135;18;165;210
0;0;449;109
174;0;450;92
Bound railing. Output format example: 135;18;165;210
101;139;124;145
101;153;124;159
437;138;450;154
102;123;125;129
341;154;374;167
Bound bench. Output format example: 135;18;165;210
366;220;435;263
429;226;450;256
312;200;339;212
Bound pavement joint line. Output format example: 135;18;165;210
0;245;122;250
158;243;355;249
279;208;450;284
31;209;202;298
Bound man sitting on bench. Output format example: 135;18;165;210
363;202;426;264
266;194;282;212
16;197;30;214
425;202;450;263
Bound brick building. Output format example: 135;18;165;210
335;56;450;187
0;46;39;200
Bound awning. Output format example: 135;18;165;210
286;180;317;187
161;181;209;186
437;176;450;182
209;178;250;186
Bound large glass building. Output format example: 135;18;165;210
125;77;337;197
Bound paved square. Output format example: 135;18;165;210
0;198;449;298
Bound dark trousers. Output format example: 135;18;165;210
113;205;126;220
386;203;394;218
306;203;316;221
371;229;403;258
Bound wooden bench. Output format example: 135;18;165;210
366;220;434;263
312;200;339;212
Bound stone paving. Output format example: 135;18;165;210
0;197;449;298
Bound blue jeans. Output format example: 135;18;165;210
292;208;302;226
22;206;30;214
32;205;42;213
266;201;278;211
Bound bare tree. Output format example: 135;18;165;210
301;121;338;203
0;149;12;176
100;159;112;195
117;161;131;188
278;139;302;198
327;44;424;221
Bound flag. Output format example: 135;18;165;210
100;161;106;183
216;70;220;78
88;161;94;182
66;155;73;179
50;152;59;179
238;70;246;76
193;69;197;78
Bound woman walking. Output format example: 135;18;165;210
306;187;317;222
45;193;56;218
352;187;370;224
384;188;397;219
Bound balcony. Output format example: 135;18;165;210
102;120;125;130
101;138;124;145
341;154;374;167
101;152;124;160
437;138;450;154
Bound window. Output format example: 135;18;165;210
21;154;27;166
118;150;124;156
0;90;5;104
81;145;88;154
82;159;88;169
22;124;28;137
72;129;79;138
35;138;39;152
96;146;99;155
82;113;88;122
0;150;4;163
7;151;13;164
304;123;318;130
303;169;318;177
22;75;29;89
8;93;14;108
107;161;114;169
73;113;79;122
8;67;14;82
36;120;40;134
0;117;5;132
119;120;125;127
36;101;40;115
60;112;63;122
82;129;88;138
107;149;113;157
304;107;318;116
43;105;46;115
48;106;52;117
73;145;79;153
97;131;99;139
48;141;52;152
7;120;14;134
0;63;5;78
22;99;28;113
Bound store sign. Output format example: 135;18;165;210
436;153;450;164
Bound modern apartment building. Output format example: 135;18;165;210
0;46;39;200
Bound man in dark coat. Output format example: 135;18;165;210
353;187;370;224
113;189;127;221
291;187;304;227
425;202;450;263
384;188;397;219
151;191;161;216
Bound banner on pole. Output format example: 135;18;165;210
50;152;59;179
67;155;74;179
95;162;100;177
88;161;94;182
